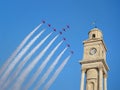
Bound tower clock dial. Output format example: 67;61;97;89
89;48;97;55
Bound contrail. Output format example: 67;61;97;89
2;32;52;90
0;29;45;87
0;23;42;76
43;55;71;90
25;41;64;90
12;34;59;90
33;47;67;90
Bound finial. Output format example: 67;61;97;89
91;21;97;28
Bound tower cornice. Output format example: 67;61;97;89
80;59;109;71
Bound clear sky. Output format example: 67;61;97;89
0;0;120;90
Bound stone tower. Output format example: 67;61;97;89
80;28;109;90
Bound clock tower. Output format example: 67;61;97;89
80;28;109;90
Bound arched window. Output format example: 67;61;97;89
92;34;96;38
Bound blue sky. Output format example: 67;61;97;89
0;0;120;90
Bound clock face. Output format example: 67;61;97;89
89;48;97;55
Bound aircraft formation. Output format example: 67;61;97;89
42;20;73;54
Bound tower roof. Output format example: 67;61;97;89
88;27;102;34
88;28;103;39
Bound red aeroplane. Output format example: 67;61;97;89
70;51;74;54
66;25;70;28
48;24;51;27
42;20;45;24
59;31;62;35
67;44;70;47
63;37;66;41
62;28;66;31
53;28;56;32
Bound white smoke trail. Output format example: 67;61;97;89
24;41;64;90
0;23;42;76
12;34;59;90
0;29;45;87
2;32;52;90
33;47;67;90
43;55;71;90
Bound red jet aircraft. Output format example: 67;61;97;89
48;24;51;27
67;44;70;47
63;37;66;41
59;32;62;35
66;25;70;28
42;20;45;24
62;28;66;31
70;51;74;54
53;28;57;32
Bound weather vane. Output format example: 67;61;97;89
91;21;97;28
